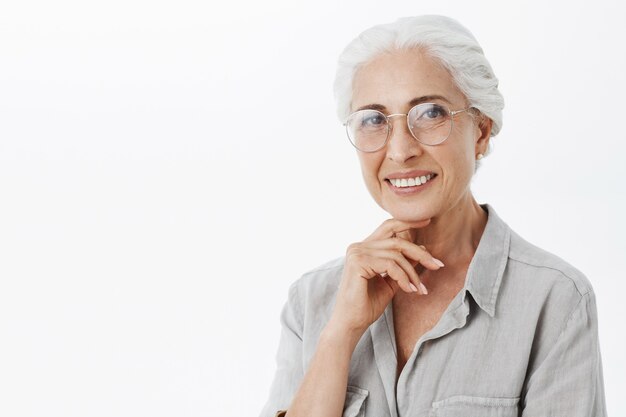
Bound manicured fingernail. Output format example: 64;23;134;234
419;283;428;295
432;258;445;267
409;283;419;293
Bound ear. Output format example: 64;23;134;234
474;115;493;155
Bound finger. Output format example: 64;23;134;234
393;227;418;243
367;249;426;294
363;238;444;270
364;217;432;243
348;247;427;295
383;260;419;294
382;275;400;294
355;253;415;294
384;249;428;295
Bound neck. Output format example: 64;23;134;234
410;194;487;267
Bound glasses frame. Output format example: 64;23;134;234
343;103;474;153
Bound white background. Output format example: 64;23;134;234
1;0;624;416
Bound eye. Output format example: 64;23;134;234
422;104;446;120
360;111;386;127
409;104;449;129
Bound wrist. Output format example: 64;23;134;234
321;320;366;351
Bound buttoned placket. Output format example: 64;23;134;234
370;287;473;417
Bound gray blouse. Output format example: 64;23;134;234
259;204;607;417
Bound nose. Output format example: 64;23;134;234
385;114;423;163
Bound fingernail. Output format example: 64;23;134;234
419;283;428;295
432;258;445;267
409;283;419;293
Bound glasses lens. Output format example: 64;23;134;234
346;110;388;152
408;103;452;145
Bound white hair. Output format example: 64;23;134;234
333;15;504;159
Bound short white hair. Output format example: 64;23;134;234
333;15;504;157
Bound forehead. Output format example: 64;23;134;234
351;48;466;111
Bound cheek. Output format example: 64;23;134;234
442;146;475;188
449;128;477;176
359;154;384;190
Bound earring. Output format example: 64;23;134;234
476;153;484;160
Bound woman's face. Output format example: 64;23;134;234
351;48;492;222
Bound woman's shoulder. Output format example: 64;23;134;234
302;256;346;277
283;256;345;312
294;256;345;293
506;226;595;297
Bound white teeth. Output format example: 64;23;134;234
389;174;434;188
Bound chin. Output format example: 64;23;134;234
386;204;437;223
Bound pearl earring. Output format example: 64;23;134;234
477;153;484;160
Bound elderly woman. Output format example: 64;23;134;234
260;15;607;417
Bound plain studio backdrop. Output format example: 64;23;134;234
0;0;624;416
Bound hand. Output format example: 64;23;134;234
327;218;444;336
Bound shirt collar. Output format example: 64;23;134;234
463;204;511;318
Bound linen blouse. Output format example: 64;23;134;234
259;204;607;417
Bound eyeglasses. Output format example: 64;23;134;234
343;103;473;152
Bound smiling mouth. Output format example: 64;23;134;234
386;174;437;188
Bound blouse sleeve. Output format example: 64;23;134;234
521;290;607;416
258;281;305;417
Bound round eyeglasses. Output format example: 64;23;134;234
343;103;473;152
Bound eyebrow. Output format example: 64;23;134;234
355;95;452;112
